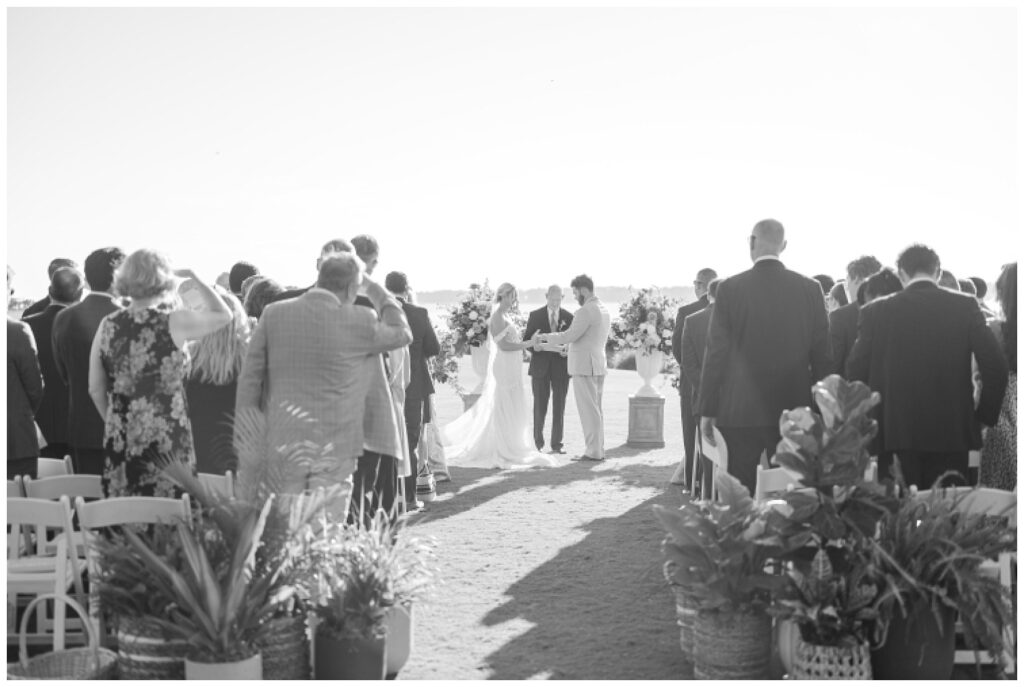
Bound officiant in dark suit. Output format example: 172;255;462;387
670;267;717;487
698;219;830;494
525;285;574;454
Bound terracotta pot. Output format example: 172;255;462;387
184;652;262;680
384;604;413;678
871;599;956;680
314;630;386;680
776;618;800;676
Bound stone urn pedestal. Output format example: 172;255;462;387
627;395;666;448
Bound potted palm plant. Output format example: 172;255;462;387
870;475;1016;679
311;510;394;680
92;525;190;679
654;472;788;679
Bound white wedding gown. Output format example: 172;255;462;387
442;322;565;469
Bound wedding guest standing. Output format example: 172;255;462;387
679;278;720;497
525;285;574;455
540;274;612;462
89;250;231;497
968;276;997;318
813;274;835;297
186;290;251;474
8;266;44;478
670;268;717;486
938;269;960;290
386;271;441;511
349;234;407;524
826;281;848;312
235;254;411;517
862;267;903;303
846;244;1008;489
25;267;84;459
244;277;284;320
228;261;260;301
829;256;881;376
52;247;126;475
21;257;78;319
980;263;1016;491
698;219;830;494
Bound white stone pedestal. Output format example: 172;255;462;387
627;395;666;448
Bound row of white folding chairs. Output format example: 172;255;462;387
8;469;235;500
7;492;193;650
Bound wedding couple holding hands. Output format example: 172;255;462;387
441;274;612;469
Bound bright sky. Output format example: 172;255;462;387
6;6;1019;301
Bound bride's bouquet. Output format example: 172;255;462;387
445;282;496;354
609;287;678;356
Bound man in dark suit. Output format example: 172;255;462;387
21;257;79;320
25;267;84;459
385;271;441;510
846;243;1008;489
51;247;125;475
670;267;717;486
8;265;45;478
828;255;881;376
524;285;574;454
272;238;355;304
679;278;720;497
698;219;830;494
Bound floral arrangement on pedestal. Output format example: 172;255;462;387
444;282;496;353
608;287;678;356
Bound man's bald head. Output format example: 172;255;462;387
317;253;364;302
49;267;85;305
545;284;564;309
750;218;787;260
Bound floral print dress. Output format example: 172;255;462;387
98;304;196;497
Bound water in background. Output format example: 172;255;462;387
425;302;622;329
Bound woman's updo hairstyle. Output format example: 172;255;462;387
495;282;517;304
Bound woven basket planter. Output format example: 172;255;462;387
694;609;772;680
258;613;311;680
671;585;700;663
116;615;188;680
792;635;872;680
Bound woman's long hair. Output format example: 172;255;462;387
996;263;1016;373
188;290;251;385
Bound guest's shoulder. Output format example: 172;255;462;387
7;317;33;341
402;301;429;318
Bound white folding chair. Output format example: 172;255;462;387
693;427;728;502
915;486;1016;674
75;494;192;646
8;476;25;497
36;456;73;479
7;495;85;650
754;464;802;502
197;470;235;499
24;475;103;556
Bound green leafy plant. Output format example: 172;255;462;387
118;497;286;662
93;522;184;623
654;471;789;615
313;509;438;641
871;479;1016;671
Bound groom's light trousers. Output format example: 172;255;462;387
573;374;606;459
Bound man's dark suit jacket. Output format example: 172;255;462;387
400;300;441;400
846;281;1008;453
680;305;713;411
8;318;44;460
828;301;859;376
51;293;121;449
25;303;69;446
672;296;709;398
524;306;573;380
698;259;830;426
21;295;51;320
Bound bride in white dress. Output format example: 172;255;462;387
442;283;565;469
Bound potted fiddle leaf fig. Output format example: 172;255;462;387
654;472;789;680
764;375;900;679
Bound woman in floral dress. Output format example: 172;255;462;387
88;249;231;496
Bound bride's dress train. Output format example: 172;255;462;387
442;324;564;469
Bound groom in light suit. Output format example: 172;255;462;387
537;274;612;461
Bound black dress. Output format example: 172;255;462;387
185;377;239;474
